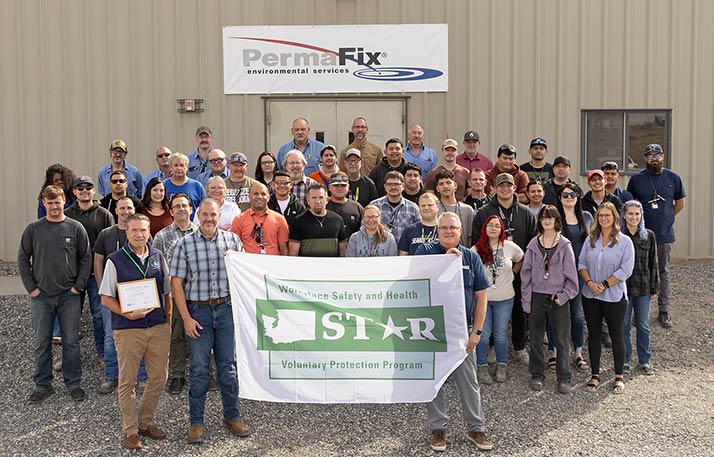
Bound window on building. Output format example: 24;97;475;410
581;110;671;175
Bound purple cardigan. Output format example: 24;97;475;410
520;235;579;313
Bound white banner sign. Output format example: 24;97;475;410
223;24;448;94
226;252;468;403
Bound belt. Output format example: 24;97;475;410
186;295;231;306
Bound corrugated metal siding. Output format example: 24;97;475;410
0;0;711;259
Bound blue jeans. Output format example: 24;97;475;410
186;301;241;425
625;295;652;365
81;276;104;355
548;289;586;352
31;291;82;390
476;297;513;365
102;305;146;381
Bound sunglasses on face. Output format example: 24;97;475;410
75;185;94;191
209;158;225;164
111;179;127;184
156;153;171;158
561;192;578;199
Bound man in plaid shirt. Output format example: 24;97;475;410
369;171;421;244
170;199;250;444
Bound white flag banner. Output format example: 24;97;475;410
223;24;448;94
226;252;468;403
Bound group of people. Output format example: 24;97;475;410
18;116;685;452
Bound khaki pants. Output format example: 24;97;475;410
114;323;170;436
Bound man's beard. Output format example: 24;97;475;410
289;170;304;180
646;161;663;174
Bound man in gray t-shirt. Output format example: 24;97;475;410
18;185;91;404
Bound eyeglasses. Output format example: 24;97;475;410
485;224;501;229
208;158;225;164
561;191;578;199
345;159;361;164
156;153;171;158
171;203;190;209
261;160;275;166
437;225;460;231
645;152;663;159
274;180;291;186
385;182;403;187
75;185;94;191
352;125;367;129
364;215;380;220
110;179;127;184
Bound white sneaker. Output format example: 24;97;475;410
514;349;529;365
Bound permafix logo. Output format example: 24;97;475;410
257;299;446;352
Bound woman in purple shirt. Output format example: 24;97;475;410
521;205;579;394
578;202;635;394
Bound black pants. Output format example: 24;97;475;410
583;295;627;376
529;293;572;382
511;274;527;351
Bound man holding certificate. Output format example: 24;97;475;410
99;214;171;451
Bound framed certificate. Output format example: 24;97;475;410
117;278;161;313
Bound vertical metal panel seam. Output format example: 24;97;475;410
15;0;27;225
106;0;114;136
533;0;541;134
687;0;699;257
39;0;47;165
556;0;563;152
623;0;630;106
174;2;181;143
152;0;159;148
83;0;92;164
601;0;607;106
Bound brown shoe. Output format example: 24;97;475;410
430;429;446;452
138;424;167;440
467;431;493;451
223;418;251;437
122;434;143;450
187;425;204;444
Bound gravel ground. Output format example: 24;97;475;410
0;259;712;456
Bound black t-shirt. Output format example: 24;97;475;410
348;176;378;208
289;210;348;257
326;200;364;239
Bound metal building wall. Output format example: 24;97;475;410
1;0;712;260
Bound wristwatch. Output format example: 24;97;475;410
471;328;483;336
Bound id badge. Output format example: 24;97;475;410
651;202;659;210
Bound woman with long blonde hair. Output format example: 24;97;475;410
346;205;397;257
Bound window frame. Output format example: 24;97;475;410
580;109;672;176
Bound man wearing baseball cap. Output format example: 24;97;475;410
224;152;258;212
542;156;583;206
627;144;686;328
97;139;144;198
456;131;493;172
187;126;214;179
343;148;378;208
485;144;530;204
521;137;554;182
581;169;623;217
424;139;470;200
65;176;114;367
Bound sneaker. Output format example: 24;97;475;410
557;381;571;394
495;363;507;383
514;349;529;365
53;359;62;372
139;424;167;440
640;363;655;375
208;376;219;392
98;379;118;395
477;365;493;385
167;377;185;395
529;378;543;391
69;387;86;402
223;418;251;437
122;434;143;450
187;425;204;444
658;313;673;328
466;431;494;451
430;429;446;452
28;387;54;404
52;336;62;346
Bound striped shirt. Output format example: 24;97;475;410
170;228;243;301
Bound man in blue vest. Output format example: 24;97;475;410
99;214;171;450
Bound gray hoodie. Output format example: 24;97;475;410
345;226;398;257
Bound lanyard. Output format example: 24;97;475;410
121;246;149;278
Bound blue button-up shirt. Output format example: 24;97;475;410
197;169;229;189
578;233;635;302
97;162;144;198
277;139;325;176
187;148;213;179
403;144;439;180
